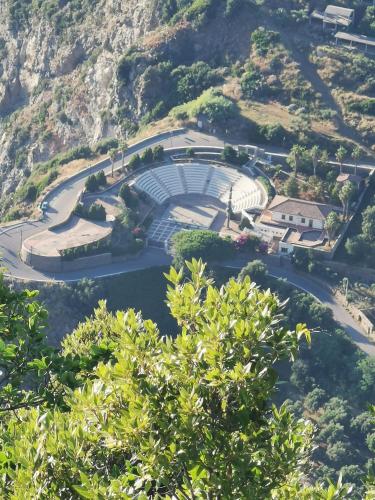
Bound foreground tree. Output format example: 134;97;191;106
0;263;356;497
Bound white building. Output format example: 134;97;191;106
247;195;342;255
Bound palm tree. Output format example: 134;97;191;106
310;145;320;177
339;181;356;221
324;211;341;246
351;146;361;176
335;146;347;174
288;145;305;175
109;148;117;178
120;140;128;170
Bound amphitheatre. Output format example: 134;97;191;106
20;153;267;272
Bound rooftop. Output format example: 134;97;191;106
311;5;354;27
336;173;363;184
267;195;340;221
335;31;375;48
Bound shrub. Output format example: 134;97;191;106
304;387;327;412
96;170;107;187
94;138;119;155
85;175;98;193
24;184;38;202
238;259;268;284
251;28;279;55
153;145;164;162
241;68;264;99
141;148;153;164
74;203;106;221
171;88;236;126
348;99;375;116
128;154;141;170
119;183;138;209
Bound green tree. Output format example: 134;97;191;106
339;181;357;221
85;174;98;193
238;259;268;285
0;276;51;412
119;183;138;209
325;211;341;246
351;146;362;176
287;145;305;175
109;148;117;177
335;146;347;174
152;145;164;162
310;145;320;177
362;205;375;241
221;145;238;164
0;260;328;498
128;153;141;170
141;147;154;164
285;175;299;197
171;230;234;268
119;140;128;170
95;169;107;187
304;387;327;412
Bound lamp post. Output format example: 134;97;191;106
342;277;349;305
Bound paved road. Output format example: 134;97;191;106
224;258;375;356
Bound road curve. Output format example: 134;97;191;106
225;259;375;356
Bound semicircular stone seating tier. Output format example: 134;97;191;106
133;163;266;213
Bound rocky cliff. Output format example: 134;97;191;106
0;0;165;202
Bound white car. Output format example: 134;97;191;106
41;201;49;211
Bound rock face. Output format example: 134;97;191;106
0;0;163;205
0;1;255;215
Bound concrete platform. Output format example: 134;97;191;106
22;216;112;257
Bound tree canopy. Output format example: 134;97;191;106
0;262;365;497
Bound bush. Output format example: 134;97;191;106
171;230;235;268
153;145;164;162
74;203;106;221
141;148;153;164
234;234;260;253
96;170;107;187
171;88;236;126
85;175;98;193
348;99;375;116
251;28;279;55
94;138;119;155
238;259;267;285
119;183;138;209
241;68;264;99
24;184;38;202
304;387;327;412
128;154;142;170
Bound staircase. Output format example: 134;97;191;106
179;166;188;194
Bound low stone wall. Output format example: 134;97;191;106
21;245;63;272
61;252;112;272
335;290;375;340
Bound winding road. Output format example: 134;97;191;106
1;128;375;355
